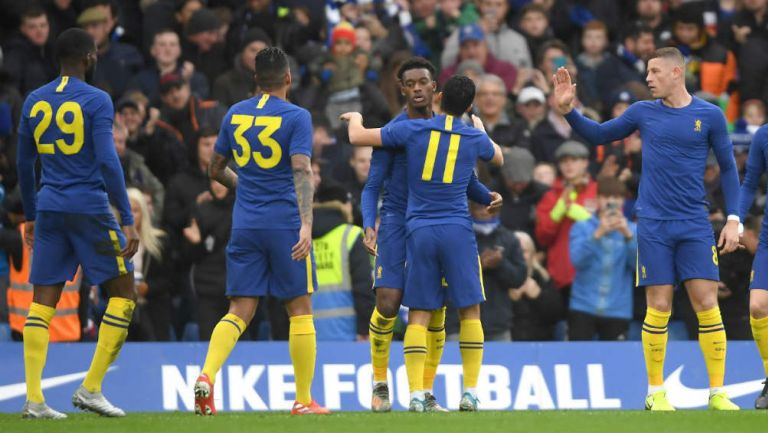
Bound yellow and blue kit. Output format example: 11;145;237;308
739;125;768;290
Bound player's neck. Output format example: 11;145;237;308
406;105;431;119
661;88;692;109
59;68;85;81
259;88;288;101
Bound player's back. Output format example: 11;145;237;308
19;75;115;215
216;93;313;230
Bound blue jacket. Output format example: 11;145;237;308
569;216;637;319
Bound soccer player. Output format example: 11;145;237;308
737;125;768;409
361;57;501;412
553;47;741;410
16;28;140;419
342;75;504;412
192;47;329;416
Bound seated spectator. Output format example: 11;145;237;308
511;231;564;341
182;8;229;85
311;183;373;341
499;147;549;237
113;121;165;217
635;0;672;47
127;29;210;105
2;6;57;96
439;24;518;93
533;162;557;187
213;28;271;106
575;21;610;113
475;74;530;149
441;0;531;70
78;6;144;97
595;22;656;108
535;141;597;297
517;3;554;65
568;177;637;341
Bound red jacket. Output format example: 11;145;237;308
535;178;598;289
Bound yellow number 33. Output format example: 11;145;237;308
30;100;84;155
230;115;282;169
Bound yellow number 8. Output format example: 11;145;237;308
30;100;85;155
711;246;719;266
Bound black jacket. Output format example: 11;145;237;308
183;192;234;298
500;181;549;238
162;166;210;234
512;269;564;341
158;95;226;157
2;33;57;96
212;62;255;107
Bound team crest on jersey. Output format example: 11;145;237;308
694;119;702;132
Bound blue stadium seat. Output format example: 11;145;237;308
0;322;11;342
553;320;568;341
182;322;200;342
627;321;642;341
667;320;689;341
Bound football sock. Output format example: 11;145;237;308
23;303;56;403
424;307;446;392
750;315;768;377
697;307;726;388
404;324;427;394
201;313;246;384
83;297;135;392
459;319;484;390
289;315;316;405
642;307;670;388
369;307;396;383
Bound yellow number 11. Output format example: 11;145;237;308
421;115;461;184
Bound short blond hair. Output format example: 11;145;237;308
649;47;685;67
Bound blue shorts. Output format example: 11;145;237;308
636;218;719;286
226;229;317;300
30;211;133;286
403;224;485;310
750;244;768;290
373;221;406;290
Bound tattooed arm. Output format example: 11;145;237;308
208;152;238;189
291;153;314;260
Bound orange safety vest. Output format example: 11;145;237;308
7;223;82;341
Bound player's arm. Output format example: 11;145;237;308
710;110;742;254
360;149;390;255
290;109;316;261
16;99;38;247
210;116;238;189
340;112;383;147
738;128;767;221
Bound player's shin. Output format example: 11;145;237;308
201;313;246;382
369;307;396;383
23;303;56;404
459;319;484;396
82;297;135;392
642;307;670;391
697;307;726;389
404;324;428;400
289;314;317;405
424;307;446;392
750;315;768;377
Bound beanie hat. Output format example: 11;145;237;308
331;21;356;49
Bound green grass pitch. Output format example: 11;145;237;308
0;411;765;433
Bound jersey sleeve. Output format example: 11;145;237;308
91;93;134;226
289;109;313;157
564;102;640;145
16;97;38;221
361;148;392;230
739;127;768;220
466;171;491;205
214;110;233;156
380;122;410;149
476;133;495;161
708;108;740;217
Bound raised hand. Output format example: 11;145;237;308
552;67;576;114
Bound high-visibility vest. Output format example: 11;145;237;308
7;223;82;342
311;224;363;341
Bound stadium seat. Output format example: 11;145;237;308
182;322;200;342
0;322;11;342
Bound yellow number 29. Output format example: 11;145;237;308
30;100;84;155
230;115;283;169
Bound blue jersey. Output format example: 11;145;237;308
17;75;133;225
381;114;495;232
214;93;312;230
739;125;768;240
565;97;739;220
361;112;492;230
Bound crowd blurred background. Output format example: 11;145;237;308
0;0;764;343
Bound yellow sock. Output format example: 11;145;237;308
424;307;446;391
83;297;135;392
642;307;670;386
289;315;316;405
369;307;396;383
459;319;484;389
201;313;246;383
698;307;726;388
404;324;427;394
751;316;768;377
23;303;56;403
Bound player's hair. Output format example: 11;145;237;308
597;176;627;197
648;47;685;67
397;56;436;81
126;188;166;260
583;20;607;35
440;75;476;116
55;28;95;66
253;47;289;91
21;5;46;22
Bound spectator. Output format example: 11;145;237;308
635;0;673;47
535;141;597;296
182;8;229;85
743;98;767;135
127;29;210;105
44;0;78;41
213;28;271;107
499;147;549;237
511;231;564;341
311;182;374;341
517;3;554;66
113;121;165;217
595;22;656;108
226;0;319;57
318;22;365;129
530;91;587;164
575;21;610;113
475;74;530;149
533;162;557;187
729;0;768;103
439;24;518;93
342;146;372;227
594;90;643;184
141;0;203;55
568;177;637;341
441;0;531;70
78;6;144;97
515;85;547;132
157;72;226;154
2;6;57;96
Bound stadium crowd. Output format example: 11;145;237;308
0;0;764;343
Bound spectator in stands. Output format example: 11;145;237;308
511;231;564;341
594;22;656;108
475;74;530;149
439;24;518;92
535;141;597;299
441;0;531;70
517;3;554;66
533;162;557;187
729;0;768;103
182;8;229;85
635;0;673;46
318;22;365;129
128;29;210;105
343;146;371;227
499;147;549;237
311;182;373;341
78;6;143;97
2;6;57;96
213;28;270;107
113;121;165;217
515;85;547;132
157;72;226;154
531;90;587;164
576;21;610;113
568;177;637;341
407;0;479;67
44;0;78;41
